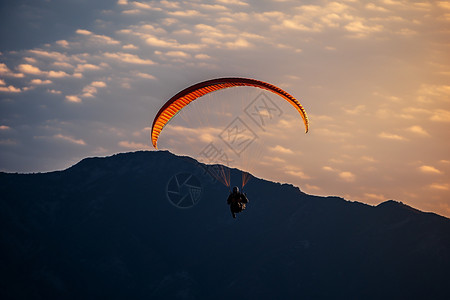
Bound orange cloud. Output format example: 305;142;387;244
17;64;43;75
407;125;430;136
378;132;407;141
65;95;82;103
430;183;449;190
339;171;355;182
419;165;443;174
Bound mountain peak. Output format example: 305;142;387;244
376;199;423;215
1;151;449;299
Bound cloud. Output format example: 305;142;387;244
429;183;449;190
118;140;148;149
134;72;156;79
91;81;107;88
402;107;431;116
122;9;141;14
91;34;121;45
160;0;180;9
419;165;443;174
131;1;161;10
79;81;106;98
280;19;322;32
75;64;102;72
271;2;386;37
104;52;155;64
76;29;93;35
48;89;62;94
199;133;216;143
81;86;97;98
65;95;82;103
30;79;52;85
53;62;74;69
430;109;450;122
323;166;336;172
286;170;311;179
16;64;69;78
364;193;387;201
28;49;71;62
378;132;407;141
54;134;86;146
345;21;383;36
406;125;429;136
269;145;294;154
145;35;178;48
56;40;70;48
76;29;120;45
365;3;389;12
437;1;450;10
165;51;190;58
47;70;70;78
217;0;249;5
417;84;450;103
339;171;356;182
123;44;138;50
381;0;404;7
168;10;202;17
0;85;21;93
197;4;228;11
17;64;44;75
225;38;251;49
0;125;11;130
195;54;211;59
304;184;321;191
24;57;37;64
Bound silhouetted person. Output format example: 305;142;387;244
227;186;248;218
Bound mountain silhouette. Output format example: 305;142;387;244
1;151;449;299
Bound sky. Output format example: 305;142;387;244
1;0;449;217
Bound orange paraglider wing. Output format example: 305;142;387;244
151;77;309;149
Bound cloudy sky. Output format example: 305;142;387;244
1;0;449;217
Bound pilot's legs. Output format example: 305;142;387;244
230;207;236;218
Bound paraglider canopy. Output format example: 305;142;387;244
151;77;309;149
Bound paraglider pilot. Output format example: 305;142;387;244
227;186;249;219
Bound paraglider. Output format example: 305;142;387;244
151;77;309;218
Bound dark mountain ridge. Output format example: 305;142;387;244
1;151;449;299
